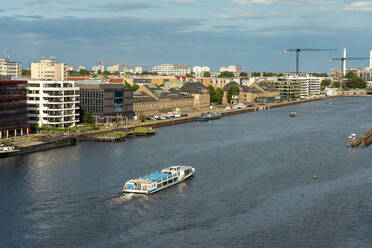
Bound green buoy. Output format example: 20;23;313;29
313;172;318;180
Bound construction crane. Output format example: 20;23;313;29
329;57;369;77
96;61;112;77
283;48;338;74
122;64;153;78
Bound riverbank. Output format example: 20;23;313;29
0;136;76;158
0;96;338;157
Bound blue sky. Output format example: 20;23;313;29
0;0;371;72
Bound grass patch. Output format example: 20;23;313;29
132;127;153;133
97;131;126;138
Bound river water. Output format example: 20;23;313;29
1;97;372;247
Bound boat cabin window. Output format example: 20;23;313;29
163;181;168;186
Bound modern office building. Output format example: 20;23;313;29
76;80;134;122
31;59;68;81
152;64;191;76
265;78;301;100
27;80;79;128
0;80;28;138
298;78;321;98
0;58;22;79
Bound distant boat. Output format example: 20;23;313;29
289;112;296;117
348;133;356;139
195;112;221;121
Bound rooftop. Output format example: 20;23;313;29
142;172;174;182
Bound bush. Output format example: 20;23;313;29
139;115;146;123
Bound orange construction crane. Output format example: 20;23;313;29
96;61;112;77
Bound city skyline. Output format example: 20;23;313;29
1;0;372;72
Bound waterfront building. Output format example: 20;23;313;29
152;64;191;76
31;59;68;81
298;78;321;98
362;67;372;82
76;80;133;122
133;84;193;117
179;82;210;112
264;78;301;100
0;80;29;138
0;58;22;79
27;80;79;128
222;82;280;105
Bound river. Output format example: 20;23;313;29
1;97;371;247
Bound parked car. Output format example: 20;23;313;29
174;114;181;118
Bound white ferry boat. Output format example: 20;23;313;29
122;166;195;195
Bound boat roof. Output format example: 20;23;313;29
142;172;174;182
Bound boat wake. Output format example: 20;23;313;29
104;193;144;208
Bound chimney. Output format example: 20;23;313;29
343;48;347;76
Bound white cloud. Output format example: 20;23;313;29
17;0;72;4
217;10;285;20
162;0;197;4
231;0;249;4
343;1;372;11
250;0;329;5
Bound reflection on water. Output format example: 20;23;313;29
1;97;372;247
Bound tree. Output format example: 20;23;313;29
139;115;146;123
312;73;328;77
22;69;31;76
82;112;94;124
124;83;139;91
333;81;340;88
207;85;224;105
227;85;240;104
344;72;367;89
263;72;276;77
251;72;261;77
321;79;331;87
203;71;211;77
215;88;224;105
240;72;248;77
219;71;235;78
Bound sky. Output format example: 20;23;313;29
0;0;371;72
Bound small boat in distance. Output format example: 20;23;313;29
348;133;356;139
122;166;195;195
0;144;20;157
289;112;296;117
195;112;221;121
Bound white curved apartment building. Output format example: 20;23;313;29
27;80;79;128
